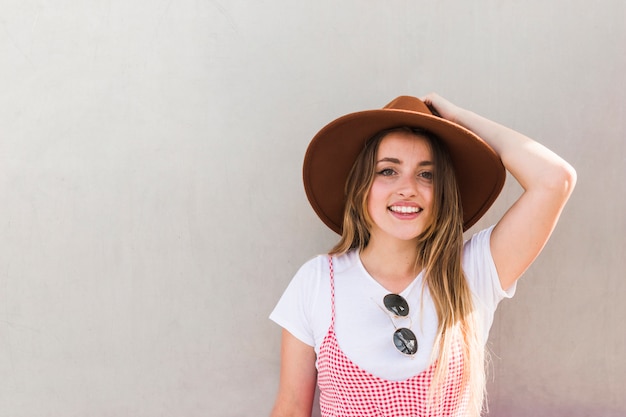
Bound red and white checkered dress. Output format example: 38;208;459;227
317;256;469;417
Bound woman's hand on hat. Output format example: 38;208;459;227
421;93;463;124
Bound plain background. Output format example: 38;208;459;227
1;1;624;416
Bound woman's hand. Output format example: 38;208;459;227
421;92;464;124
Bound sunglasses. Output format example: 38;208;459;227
383;294;418;355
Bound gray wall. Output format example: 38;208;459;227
1;1;624;416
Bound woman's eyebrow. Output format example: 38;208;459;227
376;157;401;164
376;157;433;166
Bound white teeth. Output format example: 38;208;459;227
389;206;422;213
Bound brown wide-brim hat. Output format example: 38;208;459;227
303;95;506;234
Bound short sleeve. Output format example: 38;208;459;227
463;226;516;332
269;257;324;347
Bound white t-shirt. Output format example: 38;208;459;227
270;226;515;381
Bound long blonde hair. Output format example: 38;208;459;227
330;127;486;416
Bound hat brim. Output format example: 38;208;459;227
303;105;505;234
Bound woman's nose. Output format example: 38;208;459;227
396;176;417;197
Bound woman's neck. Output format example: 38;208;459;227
359;237;422;293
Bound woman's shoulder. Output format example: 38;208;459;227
331;249;360;272
462;225;516;305
299;250;359;268
462;225;497;289
295;250;359;280
463;224;494;247
462;225;495;265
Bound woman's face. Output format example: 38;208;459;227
366;131;435;245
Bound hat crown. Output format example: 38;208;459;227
384;96;432;115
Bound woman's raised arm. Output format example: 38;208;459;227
423;93;577;290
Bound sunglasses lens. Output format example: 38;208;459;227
393;328;418;355
383;294;409;317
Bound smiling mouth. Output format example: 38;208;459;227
388;205;423;214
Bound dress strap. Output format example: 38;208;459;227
328;255;336;325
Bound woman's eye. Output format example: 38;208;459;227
378;168;396;176
419;171;433;180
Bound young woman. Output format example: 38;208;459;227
269;94;576;417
